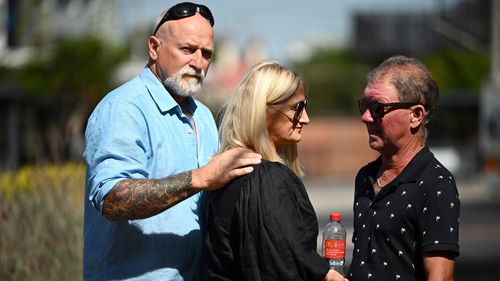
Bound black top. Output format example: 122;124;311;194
347;147;460;281
203;160;330;281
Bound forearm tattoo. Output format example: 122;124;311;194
102;171;197;220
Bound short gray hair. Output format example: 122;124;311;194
367;55;439;136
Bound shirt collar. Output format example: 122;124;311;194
395;146;433;185
139;66;197;115
369;146;433;187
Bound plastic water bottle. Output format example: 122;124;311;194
322;212;347;275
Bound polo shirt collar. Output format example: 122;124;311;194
139;66;197;115
393;146;433;185
370;146;433;198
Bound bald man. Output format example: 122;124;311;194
83;3;261;280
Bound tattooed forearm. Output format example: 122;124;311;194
102;171;197;221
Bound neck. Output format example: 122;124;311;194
377;140;425;187
148;65;192;116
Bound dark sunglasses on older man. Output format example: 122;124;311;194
357;98;420;119
270;99;308;126
153;2;215;35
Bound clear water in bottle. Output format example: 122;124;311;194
322;212;346;275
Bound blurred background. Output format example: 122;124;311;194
0;0;498;280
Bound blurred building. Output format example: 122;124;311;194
0;0;121;67
353;0;491;59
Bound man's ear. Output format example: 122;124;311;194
410;105;425;129
148;36;161;61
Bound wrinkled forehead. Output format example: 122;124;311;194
364;78;399;100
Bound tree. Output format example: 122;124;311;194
10;37;128;163
293;49;374;116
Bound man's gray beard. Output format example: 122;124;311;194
163;68;204;97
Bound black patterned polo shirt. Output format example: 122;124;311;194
347;146;460;281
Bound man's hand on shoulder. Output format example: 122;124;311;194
192;148;262;191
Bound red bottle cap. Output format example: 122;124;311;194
330;212;342;221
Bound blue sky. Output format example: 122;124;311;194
122;0;456;62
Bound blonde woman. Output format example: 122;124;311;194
204;61;347;281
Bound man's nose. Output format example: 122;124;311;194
189;50;203;70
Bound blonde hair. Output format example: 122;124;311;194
218;61;306;176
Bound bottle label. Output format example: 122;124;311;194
324;239;345;259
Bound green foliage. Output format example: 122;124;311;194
423;49;489;94
292;47;489;119
293;49;374;115
0;163;85;281
17;37;129;108
291;47;488;146
422;49;488;143
1;37;130;162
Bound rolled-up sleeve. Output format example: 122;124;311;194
84;99;149;212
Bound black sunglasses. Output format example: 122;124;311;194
153;2;215;35
291;99;308;124
357;99;419;119
269;99;308;126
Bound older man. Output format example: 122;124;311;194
83;3;261;280
348;55;460;281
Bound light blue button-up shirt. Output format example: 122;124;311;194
83;67;218;281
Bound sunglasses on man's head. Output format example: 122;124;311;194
153;2;214;35
357;99;420;119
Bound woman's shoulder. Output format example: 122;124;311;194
219;160;296;189
255;159;294;173
252;160;302;187
223;160;300;193
248;160;297;182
